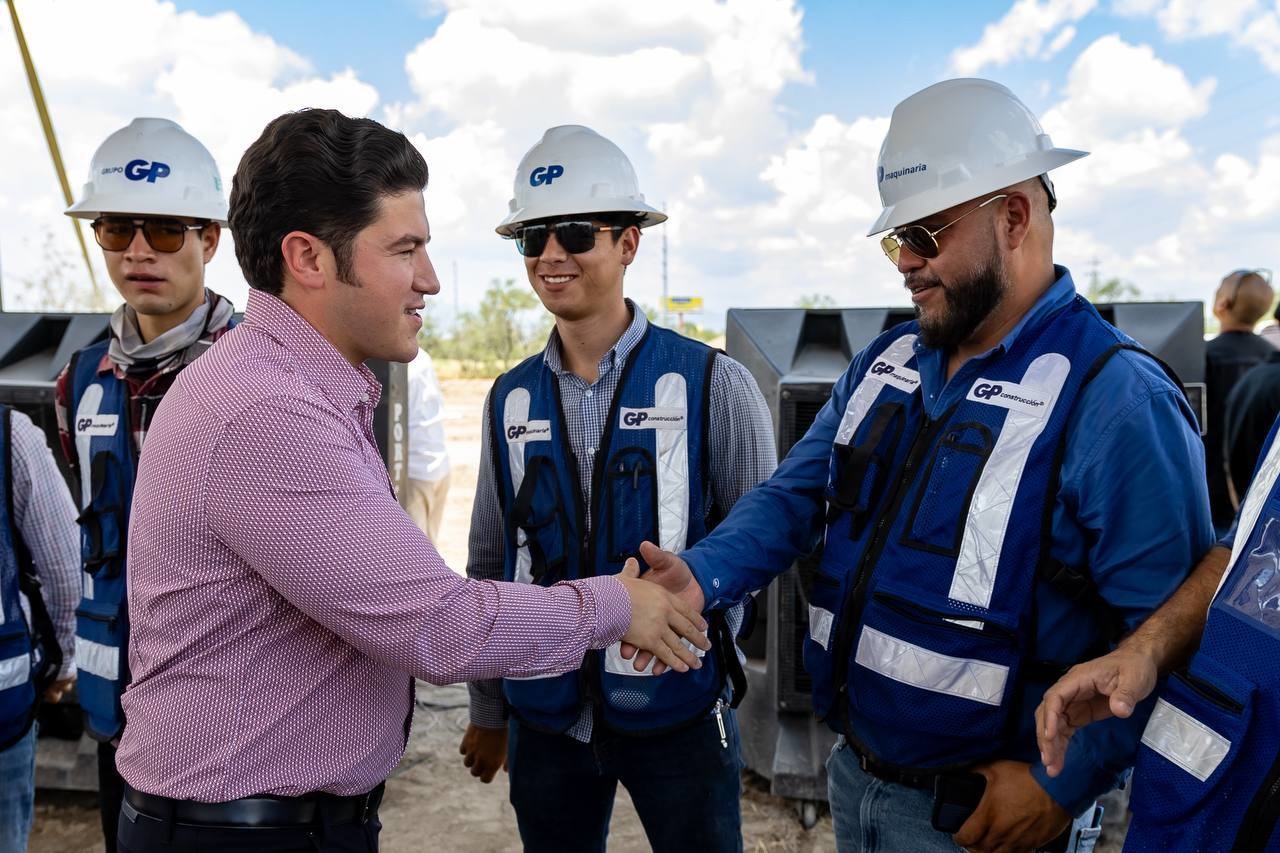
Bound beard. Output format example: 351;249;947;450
912;246;1009;351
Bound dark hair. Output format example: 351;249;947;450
228;108;429;294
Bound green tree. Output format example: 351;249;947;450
1085;276;1140;303
796;293;837;308
6;228;113;312
448;278;548;370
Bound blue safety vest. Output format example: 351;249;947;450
0;406;59;749
1126;416;1280;852
491;325;737;733
67;342;137;740
804;296;1139;772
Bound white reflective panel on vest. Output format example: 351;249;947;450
854;625;1009;705
74;636;119;681
74;383;109;510
602;637;706;678
503;388;536;585
652;372;690;554
1141;697;1231;782
950;353;1070;609
836;335;919;445
1219;429;1280;600
0;653;30;691
809;605;834;650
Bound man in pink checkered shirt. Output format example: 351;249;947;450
113;109;709;853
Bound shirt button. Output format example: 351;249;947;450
585;389;594;398
588;447;596;455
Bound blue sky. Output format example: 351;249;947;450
3;0;1280;327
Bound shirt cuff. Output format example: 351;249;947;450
467;680;507;729
1031;748;1120;818
576;575;631;647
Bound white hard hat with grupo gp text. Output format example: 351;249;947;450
65;117;228;225
868;78;1087;236
495;125;666;237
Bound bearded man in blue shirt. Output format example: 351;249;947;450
632;78;1214;853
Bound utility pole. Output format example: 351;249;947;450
7;0;101;300
452;260;459;330
661;200;668;326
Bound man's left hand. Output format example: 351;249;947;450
42;677;75;704
952;760;1070;853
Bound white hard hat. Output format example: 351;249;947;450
868;79;1087;236
65;118;228;225
495;125;666;237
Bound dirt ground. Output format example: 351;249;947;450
27;377;1125;852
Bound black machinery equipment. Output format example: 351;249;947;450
726;301;1206;827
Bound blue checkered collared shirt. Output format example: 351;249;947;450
467;301;776;740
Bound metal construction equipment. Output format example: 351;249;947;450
726;300;1206;828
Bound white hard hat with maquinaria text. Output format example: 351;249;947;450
868;78;1087;236
495;125;666;237
66;117;228;225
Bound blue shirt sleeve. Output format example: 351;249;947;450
683;346;873;609
1033;348;1216;814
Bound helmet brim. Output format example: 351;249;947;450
495;198;667;237
866;148;1087;236
65;194;229;226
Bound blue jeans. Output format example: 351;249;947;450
826;739;1101;853
507;711;743;853
826;737;964;853
0;724;36;853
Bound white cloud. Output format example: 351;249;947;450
1156;0;1259;39
1241;9;1280;73
1119;0;1280;75
950;0;1098;74
0;0;381;311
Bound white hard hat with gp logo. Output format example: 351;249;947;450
495;125;666;237
868;78;1087;236
65;117;228;225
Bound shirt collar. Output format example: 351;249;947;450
913;264;1078;362
543;299;649;381
241;289;381;413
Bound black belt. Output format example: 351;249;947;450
123;783;384;828
852;743;940;791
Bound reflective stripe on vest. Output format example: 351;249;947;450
1140;697;1231;782
950;353;1070;609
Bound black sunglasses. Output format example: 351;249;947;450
510;220;622;258
91;217;206;253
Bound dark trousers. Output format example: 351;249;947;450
507;711;744;853
97;741;125;853
116;800;381;852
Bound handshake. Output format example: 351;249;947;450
614;541;711;675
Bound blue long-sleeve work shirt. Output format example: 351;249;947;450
683;267;1215;815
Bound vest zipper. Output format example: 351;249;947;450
828;412;948;724
1233;751;1280;852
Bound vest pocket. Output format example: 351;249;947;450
803;572;841;721
847;591;1019;767
75;597;126;739
1129;659;1255;834
901;422;994;557
605;447;659;563
0;621;37;749
79;450;127;578
510;455;571;583
827;403;905;536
